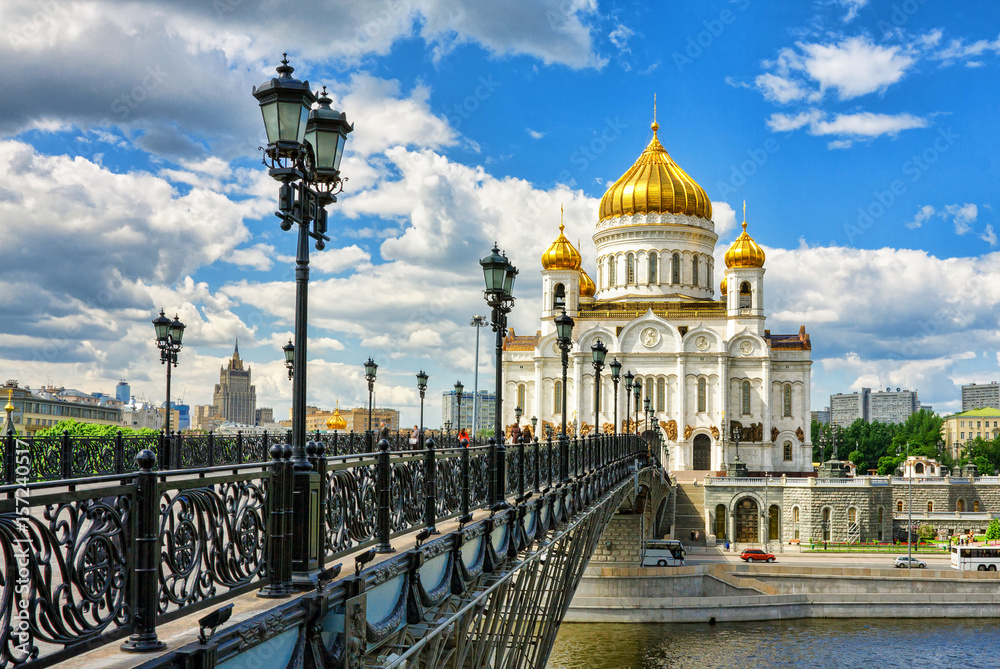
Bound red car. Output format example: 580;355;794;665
740;548;775;563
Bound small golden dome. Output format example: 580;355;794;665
580;269;596;297
326;405;348;431
724;218;766;269
720;276;728;296
541;219;582;271
599;121;712;222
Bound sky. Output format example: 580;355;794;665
1;0;999;426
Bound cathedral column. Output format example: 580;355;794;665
533;357;543;426
675;354;686;469
761;358;773;472
715;354;727;471
573;352;584;433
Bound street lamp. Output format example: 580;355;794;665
282;339;294;380
633;382;641;435
470;315;488;435
253;54;352;468
624;370;634;434
643;396;652;432
152;309;185;438
416;370;428;449
454;381;464;436
610;357;621;435
732;424;743;462
591;339;607;434
365;357;378;452
555;309;574;482
481;244;518;507
531;415;538;440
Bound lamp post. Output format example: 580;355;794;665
470;315;488;436
623;370;634;434
531;415;538;440
365;358;378;452
282;339;294;380
591;339;607;434
480;244;518;506
907;439;913;566
515;405;523;429
152;309;185;438
610;358;621;436
643;396;652;433
633;382;641;435
253;55;352;468
555;309;574;482
253;55;352;583
455;381;464;436
416;370;428;449
444;420;452;435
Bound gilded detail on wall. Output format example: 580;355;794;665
771;427;779;443
661;419;677;441
730;420;763;442
683;424;693;440
710;425;720;440
796;427;805;443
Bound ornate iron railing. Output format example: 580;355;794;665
0;432;642;667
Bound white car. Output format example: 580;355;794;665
894;555;926;569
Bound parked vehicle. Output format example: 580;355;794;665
894;555;926;569
740;548;775;563
950;545;1000;571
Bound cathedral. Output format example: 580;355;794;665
501;117;813;475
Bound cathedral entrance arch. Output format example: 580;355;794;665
692;433;711;470
735;498;759;543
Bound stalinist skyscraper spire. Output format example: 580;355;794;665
212;339;256;425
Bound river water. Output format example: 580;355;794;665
547;619;1000;668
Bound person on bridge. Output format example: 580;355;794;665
458;427;469;443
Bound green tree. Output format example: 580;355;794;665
986;519;1000;543
35;419;157;438
876;455;900;476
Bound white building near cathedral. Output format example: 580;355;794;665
501;118;813;475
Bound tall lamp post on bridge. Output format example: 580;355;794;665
555;309;574;482
454;381;464;437
282;339;294;380
610;357;621;435
480;244;518;506
253;54;352;582
416;370;428;448
365;358;378;451
152;309;185;440
633;382;641;436
591;339;607;434
623;370;634;434
643;397;652;433
470;315;488;435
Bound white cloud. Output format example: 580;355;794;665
311;245;372;274
945;203;978;235
907;205;936;229
766;110;824;132
767;110;927;144
933;33;1000;65
981;224;997;247
712;201;737;237
609;24;634;51
838;0;868;23
755;73;813;105
227;244;276;272
527;128;546;139
827;139;853;150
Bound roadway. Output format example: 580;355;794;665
685;547;955;571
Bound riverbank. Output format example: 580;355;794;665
564;563;1000;623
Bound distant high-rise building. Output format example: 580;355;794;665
962;382;1000;411
442;390;495;434
212;340;256;426
255;407;274;425
811;408;830;425
830;387;922;427
115;380;130;403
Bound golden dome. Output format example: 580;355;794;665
599;121;712;222
541;219;582;270
724;217;766;269
326;405;348;431
580;269;596;297
720;276;728;296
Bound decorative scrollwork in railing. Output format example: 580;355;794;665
435;452;463;519
0;490;133;667
506;447;519;497
242;434;267;464
469;447;490;508
389;456;425;534
123;434;158;471
70;435;117;476
325;460;378;558
26;435;62;481
157;476;268;618
179;435;210;469
526;445;537;491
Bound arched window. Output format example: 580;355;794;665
783;385;793;418
517;384;526;413
957;499;965;512
769;505;779;541
609;257;617;286
848;507;857;525
783;441;793;461
741;380;752;415
645;378;653;403
927;501;934;513
697;378;707;412
877;507;884;540
671;253;680;284
897;500;903;512
715;504;727;540
792;506;800;540
648;252;658;284
739;281;752;309
626;253;635;285
692;255;699;286
657;378;666;412
915;462;924;474
974;501;980;512
822;507;831;541
553;380;562;415
553;283;565;310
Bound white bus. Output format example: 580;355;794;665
950;545;1000;571
642;540;686;567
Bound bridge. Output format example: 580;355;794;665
0;430;668;668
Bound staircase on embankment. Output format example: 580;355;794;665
672;479;708;545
